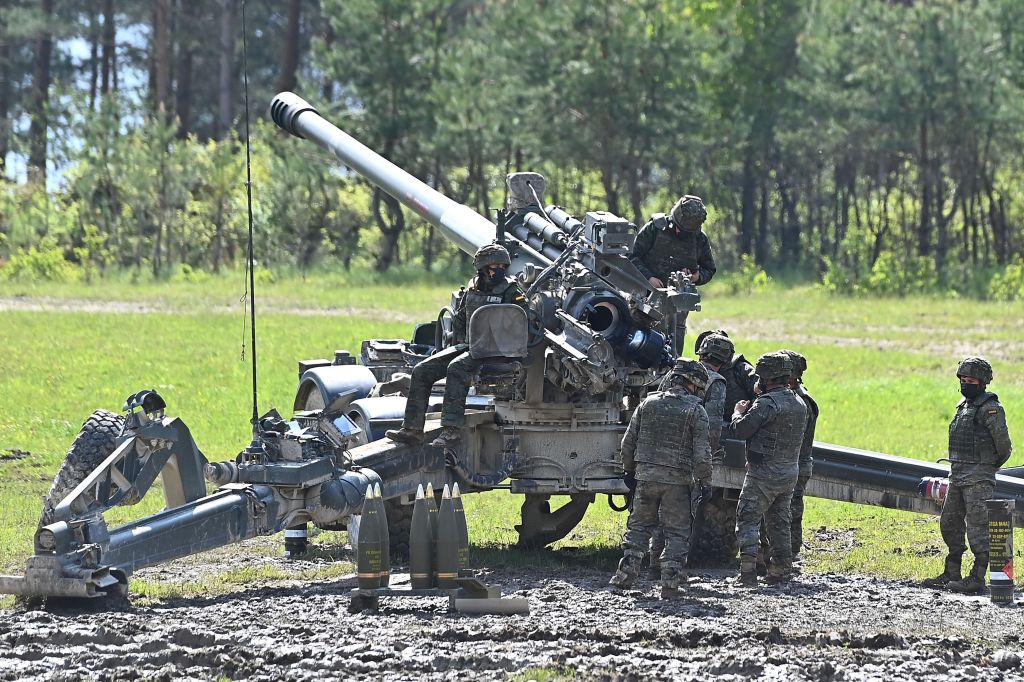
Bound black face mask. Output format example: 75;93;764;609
481;266;507;286
960;383;984;400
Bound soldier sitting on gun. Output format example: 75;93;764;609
386;243;528;450
629;196;716;355
611;360;712;598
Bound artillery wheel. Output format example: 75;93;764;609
384;499;414;559
39;409;125;528
687;488;738;568
515;493;594;548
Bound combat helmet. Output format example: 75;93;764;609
474;243;512;270
670;195;707;232
778;349;807;379
698;333;735;365
694;328;729;356
506;172;546;211
753;352;793;383
670;358;710;390
957;356;993;384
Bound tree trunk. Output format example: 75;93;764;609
917;117;932;257
0;20;10;176
321;20;334;101
372;188;405;271
218;0;236;140
276;0;302;94
739;146;756;256
101;0;116;95
153;0;171;119
175;0;194;138
88;8;99;110
28;0;55;185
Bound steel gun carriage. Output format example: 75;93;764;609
3;93;1024;600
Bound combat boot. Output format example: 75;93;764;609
948;555;988;595
922;554;962;588
385;427;423;446
733;558;757;587
609;553;641;590
429;426;462;449
764;562;792;585
646;555;661;581
660;564;687;599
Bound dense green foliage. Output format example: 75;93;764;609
1;0;1023;296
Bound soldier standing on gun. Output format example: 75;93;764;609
922;357;1013;594
779;349;817;563
386;243;528;450
648;351;726;578
629;196;716;355
611;360;712;598
728;352;807;587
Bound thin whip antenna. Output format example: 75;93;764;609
241;0;259;433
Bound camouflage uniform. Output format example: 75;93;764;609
649;359;725;573
612;362;711;595
728;353;807;585
929;357;1013;592
393;245;527;441
779;349;818;558
696;333;748;427
629;196;715;354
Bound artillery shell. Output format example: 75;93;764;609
452;482;470;577
373;482;390;587
435;484;459;589
425;482;439;584
987;499;1015;604
356;486;383;590
409;484;433;589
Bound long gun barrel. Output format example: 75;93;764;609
270;92;494;255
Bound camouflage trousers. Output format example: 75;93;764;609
623;481;694;570
736;474;796;567
790;474;810;556
940;481;995;567
402;344;481;430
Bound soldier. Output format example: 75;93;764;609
728;352;807;586
611;360;712;598
629;195;716;354
648;352;726;577
922;357;1013;594
779;349;818;561
386;244;528;450
695;332;757;421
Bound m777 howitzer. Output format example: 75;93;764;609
3;92;1024;601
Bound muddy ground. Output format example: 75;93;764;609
1;550;1023;682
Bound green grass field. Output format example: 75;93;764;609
1;273;1023;595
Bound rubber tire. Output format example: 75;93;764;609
384;499;414;560
39;409;125;528
687;489;739;568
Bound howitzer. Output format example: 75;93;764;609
4;93;1024;600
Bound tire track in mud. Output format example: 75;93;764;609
1;569;1021;681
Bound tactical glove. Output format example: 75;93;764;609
623;470;637;491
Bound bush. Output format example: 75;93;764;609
863;253;941;296
988;263;1024;301
0;238;78;282
715;254;772;295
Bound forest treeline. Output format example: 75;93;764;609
1;0;1024;298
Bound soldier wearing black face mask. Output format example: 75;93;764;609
387;244;527;450
923;356;1013;594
